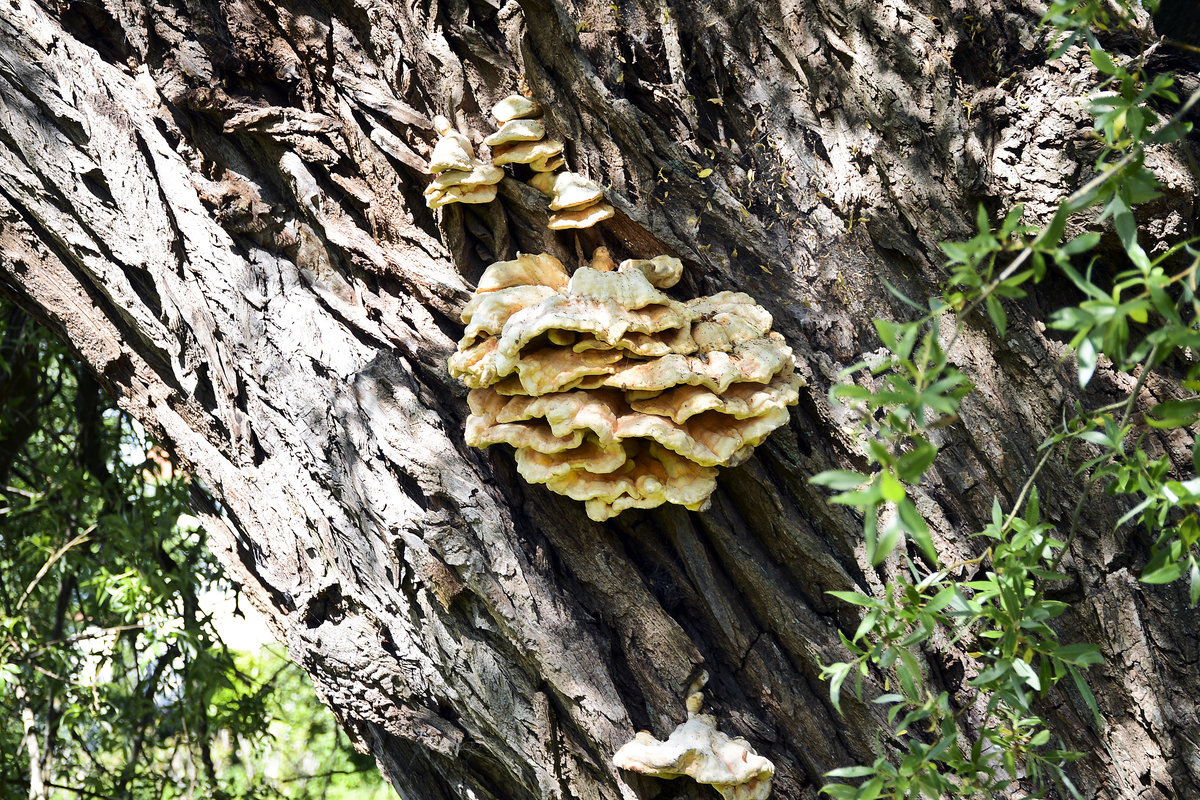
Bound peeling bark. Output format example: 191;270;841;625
1;0;1198;798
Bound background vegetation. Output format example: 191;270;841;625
0;300;393;799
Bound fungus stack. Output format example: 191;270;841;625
486;95;565;172
424;116;503;209
529;171;616;230
613;679;775;800
449;250;802;520
487;94;614;229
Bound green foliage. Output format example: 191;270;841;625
0;303;392;800
1042;0;1156;59
814;7;1200;798
209;649;396;800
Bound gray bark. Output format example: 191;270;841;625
0;0;1197;798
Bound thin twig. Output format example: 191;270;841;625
16;526;95;611
950;85;1200;349
1054;343;1161;570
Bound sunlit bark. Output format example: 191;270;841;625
1;0;1197;797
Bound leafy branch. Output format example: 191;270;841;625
815;2;1200;796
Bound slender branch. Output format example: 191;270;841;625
16;527;94;612
279;767;380;783
949;85;1200;350
14;679;47;800
1054;343;1161;570
1163;37;1200;57
1000;447;1057;533
42;782;113;799
7;625;146;660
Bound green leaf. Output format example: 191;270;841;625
853;609;881;642
1061;232;1101;256
818;783;860;799
874;319;920;360
1000;204;1026;237
1025;486;1041;526
871;693;905;705
940;240;977;266
1013;657;1042;691
828;590;879;608
1113;199;1151;271
1077;336;1098;388
832;485;884;507
900;618;933;647
826;661;853;714
881;277;927;311
1052;643;1104;667
986;294;1008;338
874;516;903;565
1141;557;1186;584
1190;559;1200;607
1069;665;1104;729
859;777;884;800
897;648;923;700
1146;399;1200;429
976;203;990;234
1090;48;1117;75
812;470;870;490
895;438;938;484
925;585;957;614
879;471;907;503
831;383;874;403
825;766;877;779
973;659;1011;685
863;506;879;565
898;499;937;564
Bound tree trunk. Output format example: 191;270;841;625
1;0;1197;798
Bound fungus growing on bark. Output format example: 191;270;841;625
548;172;605;210
545;172;614;230
528;153;566;173
485;96;611;225
491;94;542;123
484;94;566;170
448;250;801;520
547;201;615;229
492;138;565;167
613;674;775;800
484;118;547;147
424;116;502;208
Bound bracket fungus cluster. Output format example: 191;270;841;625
424;116;504;208
530;170;615;230
486;94;564;172
448;248;802;520
426;95;613;229
613;677;775;800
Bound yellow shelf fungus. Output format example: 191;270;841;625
449;250;802;520
613;710;775;800
485;94;566;173
424;116;503;208
613;673;775;800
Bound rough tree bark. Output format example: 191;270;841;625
1;0;1198;797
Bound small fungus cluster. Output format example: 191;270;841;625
448;249;802;520
424;116;503;209
613;676;775;800
426;95;614;228
486;95;564;172
530;170;614;230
